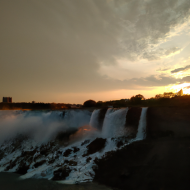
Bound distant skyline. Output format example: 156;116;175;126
1;0;190;104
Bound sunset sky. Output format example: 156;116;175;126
1;0;190;103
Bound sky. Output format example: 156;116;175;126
1;0;190;103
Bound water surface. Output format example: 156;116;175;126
0;172;111;190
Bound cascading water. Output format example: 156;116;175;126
89;109;100;129
101;108;129;138
136;107;148;140
0;107;148;184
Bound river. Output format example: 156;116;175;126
0;172;111;190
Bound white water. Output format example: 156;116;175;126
135;107;148;141
101;108;128;138
0;108;148;184
0;110;91;144
89;109;100;129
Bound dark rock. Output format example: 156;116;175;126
0;150;4;161
6;157;21;171
93;134;190;190
33;153;42;162
81;140;90;146
21;149;36;157
72;147;80;153
63;149;72;157
83;138;106;156
57;150;62;155
125;107;142;136
48;159;55;164
52;166;71;180
117;141;124;148
34;160;46;168
146;107;190;138
15;161;29;175
119;170;131;180
55;129;77;143
40;146;51;156
97;108;108;130
66;160;77;166
26;156;33;164
86;157;92;162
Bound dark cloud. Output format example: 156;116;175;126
171;65;190;73
0;0;190;101
157;68;170;72
142;47;181;61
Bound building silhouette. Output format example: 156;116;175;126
2;97;12;103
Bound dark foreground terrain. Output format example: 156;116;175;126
0;172;111;190
94;106;190;190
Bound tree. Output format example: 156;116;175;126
130;94;145;104
83;99;97;107
96;101;103;107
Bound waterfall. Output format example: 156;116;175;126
136;107;148;140
0;107;149;184
0;110;91;144
101;108;128;138
89;109;100;129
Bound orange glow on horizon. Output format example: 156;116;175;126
166;83;190;95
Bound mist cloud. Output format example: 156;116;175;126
0;110;91;144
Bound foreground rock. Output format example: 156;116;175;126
93;106;190;190
94;137;190;190
52;166;71;180
83;138;106;156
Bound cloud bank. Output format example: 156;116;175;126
1;0;190;101
171;65;190;73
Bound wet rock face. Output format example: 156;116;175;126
81;140;90;146
5;157;20;171
125;107;142;136
83;138;106;156
86;157;92;162
147;107;190;138
64;160;77;166
93;140;152;190
72;147;80;153
15;161;30;175
52;166;71;181
55;129;78;144
0;150;4;161
116;141;124;148
63;149;72;157
34;160;46;168
40;145;51;156
21;150;36;157
119;169;131;180
97;108;108;130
